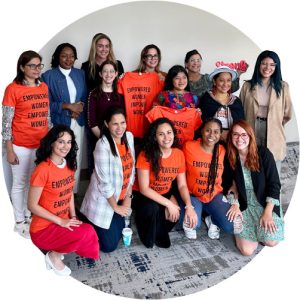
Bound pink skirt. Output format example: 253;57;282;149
30;222;100;260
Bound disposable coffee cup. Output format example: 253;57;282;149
122;227;133;247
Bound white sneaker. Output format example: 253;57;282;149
204;216;220;240
25;215;32;224
14;221;30;239
183;222;197;239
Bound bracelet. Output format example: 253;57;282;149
71;216;77;219
185;205;194;209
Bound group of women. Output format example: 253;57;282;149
1;31;292;276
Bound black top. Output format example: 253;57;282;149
81;60;124;93
222;146;281;217
198;91;245;124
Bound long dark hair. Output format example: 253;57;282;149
163;65;191;91
249;50;282;97
50;43;78;68
14;50;42;85
35;125;78;170
143;117;179;177
199;118;223;195
94;60;119;100
101;106;129;157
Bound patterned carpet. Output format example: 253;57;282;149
67;142;298;299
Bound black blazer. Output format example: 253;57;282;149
223;146;281;216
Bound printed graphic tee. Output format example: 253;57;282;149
146;106;202;145
2;82;49;148
136;148;185;195
183;140;225;203
118;72;164;138
116;143;134;200
29;159;75;233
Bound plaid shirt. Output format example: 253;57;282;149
80;132;135;229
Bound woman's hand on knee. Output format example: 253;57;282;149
226;204;242;222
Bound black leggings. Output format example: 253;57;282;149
134;191;177;248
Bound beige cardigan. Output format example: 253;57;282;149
239;81;292;161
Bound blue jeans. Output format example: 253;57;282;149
179;193;233;233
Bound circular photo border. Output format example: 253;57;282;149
0;1;299;300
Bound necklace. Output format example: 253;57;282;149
104;92;111;101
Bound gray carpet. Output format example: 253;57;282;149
68;142;298;299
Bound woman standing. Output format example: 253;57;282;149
82;33;124;175
198;66;245;141
80;106;135;253
134;44;167;80
42;43;87;193
2;50;51;238
28;125;99;276
88;60;124;139
81;32;124;92
184;49;244;99
224;120;284;256
135;118;197;248
157;65;199;109
239;50;292;175
182;118;240;240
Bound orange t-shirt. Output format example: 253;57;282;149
118;72;164;138
136;148;185;195
183;140;225;203
116;143;134;200
29;159;75;233
146;106;202;146
2;81;49;148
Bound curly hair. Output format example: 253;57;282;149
227;119;260;171
143;117;179;177
35;125;78;170
50;43;78;68
163;65;191;92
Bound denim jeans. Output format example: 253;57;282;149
179;193;233;233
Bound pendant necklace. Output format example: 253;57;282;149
104;92;111;101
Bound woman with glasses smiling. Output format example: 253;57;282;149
1;50;51;238
224;119;284;256
134;44;167;80
239;50;292;176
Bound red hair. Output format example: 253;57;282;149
227;120;260;171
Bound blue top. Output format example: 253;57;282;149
42;67;87;126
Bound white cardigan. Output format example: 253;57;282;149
80;132;135;229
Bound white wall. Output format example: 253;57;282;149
1;2;299;300
39;1;298;142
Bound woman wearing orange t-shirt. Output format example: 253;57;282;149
1;50;51;239
28;125;99;276
135;117;197;248
182;118;242;240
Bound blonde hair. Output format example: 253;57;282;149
87;33;117;80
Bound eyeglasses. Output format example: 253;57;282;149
145;54;159;60
260;62;276;68
25;63;44;70
232;132;249;139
